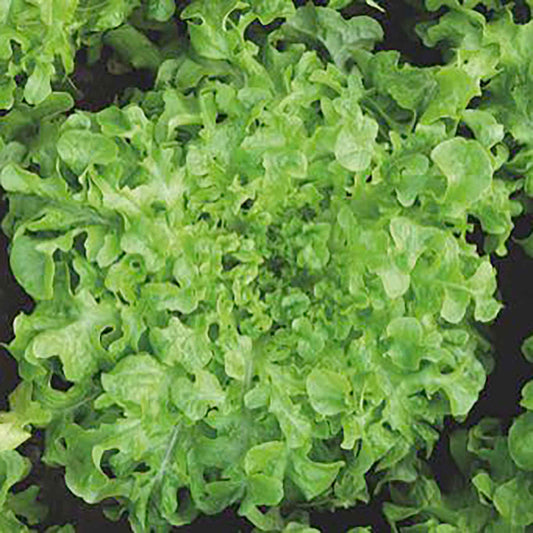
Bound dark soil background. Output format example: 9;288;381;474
1;1;533;531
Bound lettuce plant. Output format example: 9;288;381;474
0;0;531;531
0;0;176;109
379;2;533;531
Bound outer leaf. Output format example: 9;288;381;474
508;412;533;471
9;236;55;300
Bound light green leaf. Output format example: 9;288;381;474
29;291;119;382
182;0;244;60
335;114;379;172
421;67;480;124
103;25;163;71
150;316;213;373
9;236;55;300
24;62;53;105
5;485;47;526
0;163;68;199
100;354;169;416
171;370;225;421
306;368;351;416
493;476;533;526
147;0;176;21
377;263;410;299
244;441;287;478
508;412;533;471
142;282;200;314
288;449;344;500
96;106;134;136
0;424;31;452
57;130;118;173
431;138;492;206
385;317;424;371
269;388;312;449
0;450;30;505
521;381;533;410
0;78;16;109
441;288;470;324
522;336;533;364
284;5;383;68
252;0;295;24
461;109;504;149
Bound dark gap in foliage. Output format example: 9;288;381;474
130;258;142;270
70;47;154;112
0;348;17;411
241;198;255;211
222;253;241;271
294;0;328;6
42;468;132;532
100;450;119;479
396;516;423;529
208;322;220;342
100;325;121;350
245;17;285;45
465;215;485;256
267;225;281;242
309;496;392;532
134;462;150;473
115;291;129;306
137;330;153;353
429;221;533;489
511;0;531;24
427;418;465;493
68;263;81;293
0;194;34;407
474;3;498;22
27;229;63;240
144;28;162;42
505;133;525;160
274;40;288;53
182;86;196;96
185;507;254;532
151;201;167;214
469;95;483;110
341;0;445;66
437;240;533;433
512;212;533;239
72;409;87;427
319;187;332;210
73;233;86;256
271;322;283;334
457;122;475;140
13;430;45;494
300;205;316;221
216;113;228;124
465;240;533;428
27;162;41;174
12;431;132;532
50;373;74;392
58;162;83;192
